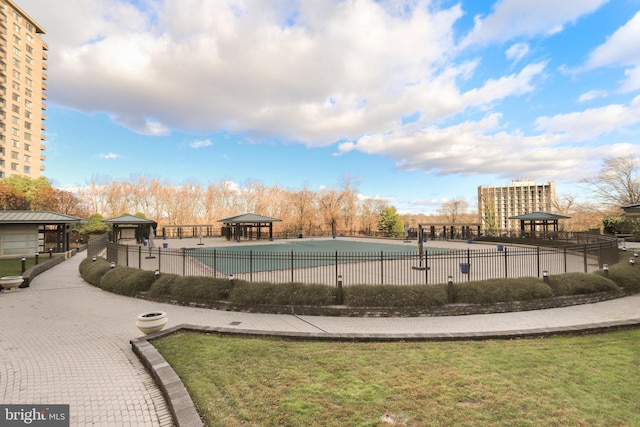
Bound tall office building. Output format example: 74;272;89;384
0;0;47;179
478;179;557;234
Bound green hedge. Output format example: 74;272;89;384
344;284;448;308
80;255;636;309
148;275;234;304
228;281;336;306
453;277;554;304
547;272;619;296
79;257;113;286
594;262;640;292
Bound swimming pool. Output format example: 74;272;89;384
185;239;434;274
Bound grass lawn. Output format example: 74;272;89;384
154;329;640;426
0;257;36;277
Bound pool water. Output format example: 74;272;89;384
185;239;426;274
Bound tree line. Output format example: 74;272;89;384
1;155;638;237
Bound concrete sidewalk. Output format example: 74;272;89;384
1;250;639;426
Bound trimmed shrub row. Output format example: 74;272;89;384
80;255;638;309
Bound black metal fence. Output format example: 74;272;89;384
101;234;619;287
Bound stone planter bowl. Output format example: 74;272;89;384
0;276;24;291
135;311;168;335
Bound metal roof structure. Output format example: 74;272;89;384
102;214;157;224
218;213;282;223
508;211;569;238
218;213;281;241
621;203;640;216
509;211;570;220
0;210;85;224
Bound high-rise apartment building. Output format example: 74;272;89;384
0;0;47;179
478;179;557;234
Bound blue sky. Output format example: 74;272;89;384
17;0;640;213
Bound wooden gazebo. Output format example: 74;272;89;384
218;213;281;241
509;211;570;239
103;214;157;243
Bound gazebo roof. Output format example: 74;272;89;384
218;213;282;224
0;210;85;224
621;203;640;216
103;214;156;225
509;211;570;220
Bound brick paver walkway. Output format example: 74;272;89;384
2;248;639;425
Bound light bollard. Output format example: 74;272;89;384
603;264;609;277
447;275;454;304
542;270;549;284
337;274;344;305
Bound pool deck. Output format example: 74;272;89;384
152;235;487;250
1;238;639;425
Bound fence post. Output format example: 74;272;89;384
380;251;384;285
213;249;216;278
335;251;338;287
424;251;429;284
536;246;540;278
504;247;508;278
158;247;161;274
583;244;588;273
182;247;186;276
137;245;141;268
250;250;253;282
291;251;294;283
564;247;568;273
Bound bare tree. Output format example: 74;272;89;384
438;198;469;223
583;155;640;207
291;186;317;235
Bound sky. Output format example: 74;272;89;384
16;0;640;214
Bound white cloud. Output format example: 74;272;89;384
577;90;608;103
18;0;549;145
621;66;640;93
338;110;640;183
189;138;213;149
462;62;546;106
582;11;640;92
505;43;529;63
584;11;640;68
96;152;123;160
535;95;640;140
460;0;608;47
